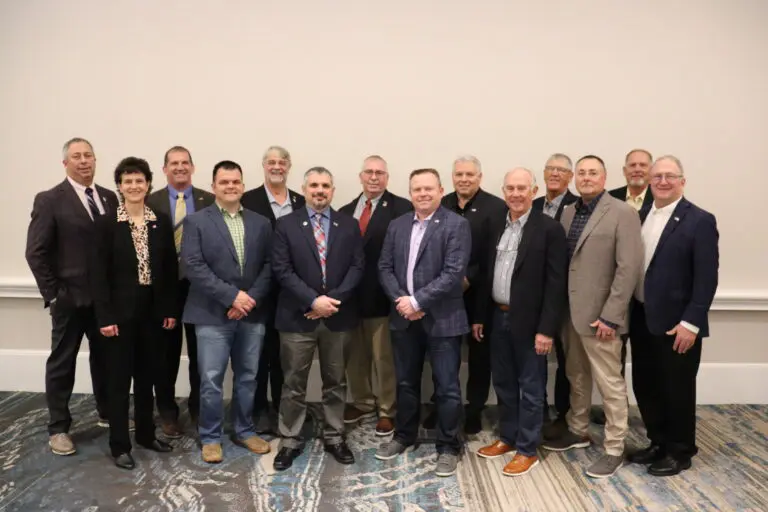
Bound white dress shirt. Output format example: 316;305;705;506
67;176;105;219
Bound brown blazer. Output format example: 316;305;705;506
560;192;643;336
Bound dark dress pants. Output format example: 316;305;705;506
542;333;570;420
489;309;546;456
254;321;283;415
630;299;702;461
46;302;109;434
392;321;462;455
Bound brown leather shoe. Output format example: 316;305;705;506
375;417;395;436
502;454;540;476
160;420;183;439
343;406;377;424
477;440;515;459
202;443;223;463
235;435;271;454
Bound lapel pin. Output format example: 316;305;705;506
471;208;477;212
302;221;308;226
674;217;680;222
382;201;388;207
333;221;339;227
152;224;157;229
434;219;440;224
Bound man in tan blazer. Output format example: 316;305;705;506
542;155;643;479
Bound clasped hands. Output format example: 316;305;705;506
305;295;341;320
395;296;424;321
227;290;257;320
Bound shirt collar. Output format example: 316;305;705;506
576;190;605;213
265;185;291;205
168;184;193;200
413;210;436;223
650;196;683;216
627;186;648;203
360;192;384;207
506;208;531;228
67;176;92;193
217;202;243;215
307;206;330;219
545;190;568;209
117;203;157;223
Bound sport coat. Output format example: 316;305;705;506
146;185;215;223
475;210;568;339
441;189;507;324
639;197;719;337
561;192;643;336
609;185;654;217
241;185;306;228
379;206;472;338
25;179;118;307
181;204;273;325
339;190;413;318
271;207;364;333
532;189;579;221
89;206;178;327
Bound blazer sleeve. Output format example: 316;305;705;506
537;222;568;337
378;222;406;301
180;216;240;309
326;226;364;302
682;212;719;330
271;220;319;309
25;192;59;304
413;218;472;309
89;217;117;327
158;215;179;319
246;222;273;303
600;206;643;326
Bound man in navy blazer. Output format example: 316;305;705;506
375;168;471;478
627;155;719;477
181;160;273;464
271;167;364;471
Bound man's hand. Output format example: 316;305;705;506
395;296;418;317
405;311;425;321
100;325;119;337
310;295;341;318
668;323;697;354
535;333;553;355
233;291;256;316
227;308;246;320
590;319;616;341
472;324;484;342
462;277;470;292
162;318;176;330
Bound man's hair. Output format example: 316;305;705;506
362;154;387;170
62;137;94;160
452;155;482;174
409;168;442;185
575;154;606;170
303;166;334;186
546;153;573;169
625;148;653;164
212;160;243;181
263;145;291;162
164;146;194;166
653;154;685;175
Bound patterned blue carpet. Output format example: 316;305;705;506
0;392;766;511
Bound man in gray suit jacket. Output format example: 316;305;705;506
542;155;643;479
146;145;215;437
181;160;273;464
375;168;472;478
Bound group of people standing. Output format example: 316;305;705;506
25;139;718;480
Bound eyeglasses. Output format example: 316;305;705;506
650;174;683;183
544;166;571;174
362;170;387;177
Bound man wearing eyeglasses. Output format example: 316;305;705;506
532;153;578;439
339;155;412;436
627;156;718;477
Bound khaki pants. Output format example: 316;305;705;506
564;318;628;456
345;317;396;418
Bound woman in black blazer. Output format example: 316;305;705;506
90;157;178;469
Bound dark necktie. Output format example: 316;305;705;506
358;199;372;235
84;187;101;219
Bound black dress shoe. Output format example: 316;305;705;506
628;445;665;464
422;410;438;430
648;455;692;476
139;439;173;453
464;412;482;435
273;447;302;471
324;442;355;464
114;453;135;470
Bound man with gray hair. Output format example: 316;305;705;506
270;167;364;471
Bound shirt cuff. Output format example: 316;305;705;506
598;317;619;330
409;296;421;312
680;321;700;335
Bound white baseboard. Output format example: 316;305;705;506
1;349;766;404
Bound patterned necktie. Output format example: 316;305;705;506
84;187;101;220
358;199;372;235
313;213;327;286
174;193;186;254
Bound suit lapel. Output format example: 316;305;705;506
415;208;442;265
364;191;391;244
512;213;537;275
61;180;94;224
207;207;239;264
299;209;322;267
95;185;115;214
155;187;172;217
648;198;690;269
326;210;340;257
192;187;210;212
242;211;256;268
573;194;610;255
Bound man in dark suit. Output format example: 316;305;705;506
146;145;215;436
473;168;567;476
25;137;117;456
181;160;274;464
241;145;305;434
340;155;412;436
375;168;472;478
271;167;364;471
627;155;719;477
531;153;578;438
422;155;506;434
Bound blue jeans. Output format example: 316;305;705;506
196;322;265;445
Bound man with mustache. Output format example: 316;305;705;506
271;167;364;471
26;137;117;456
241;146;306;434
146;146;215;436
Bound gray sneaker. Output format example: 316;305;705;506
375;440;410;460
541;430;590;452
435;453;458;477
586;454;624;478
49;433;76;456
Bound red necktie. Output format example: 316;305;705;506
359;199;372;235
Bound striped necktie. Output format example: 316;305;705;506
313;213;327;286
174;193;186;253
84;187;101;220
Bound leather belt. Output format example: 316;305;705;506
496;303;510;312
